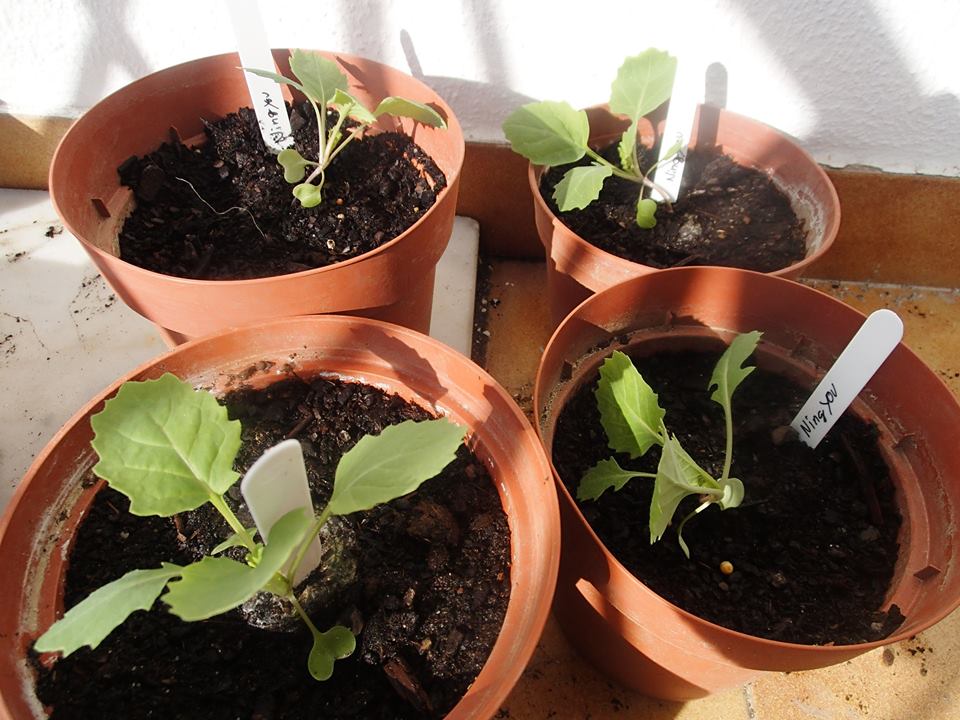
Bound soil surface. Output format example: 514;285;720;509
540;144;807;272
552;348;904;645
34;376;510;719
117;102;445;279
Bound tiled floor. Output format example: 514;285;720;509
484;260;960;719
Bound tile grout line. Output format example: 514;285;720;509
743;681;758;720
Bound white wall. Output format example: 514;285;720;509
2;0;958;176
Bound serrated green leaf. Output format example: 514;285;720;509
34;563;183;657
577;457;653;501
277;148;315;183
163;508;312;620
293;182;323;207
609;49;677;121
649;434;719;544
327;419;465;517
636;197;658;229
595;351;665;459
502;101;589;166
288;50;348;104
553;164;613;211
708;331;763;410
211;527;259;556
374;96;446;128
331;89;377;125
90;374;242;517
243;67;308;96
308;624;356;681
618;120;639;172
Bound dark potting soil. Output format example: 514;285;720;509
34;377;510;719
116;102;445;279
551;348;905;645
540;144;807;272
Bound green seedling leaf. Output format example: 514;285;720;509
277;148;316;183
650;433;720;545
595;351;665;458
578;457;654;501
636;197;658;229
244;67;308;96
660;139;683;163
332;89;377;125
288;49;348;104
720;477;745;509
34;563;183;657
327;419;465;517
164;508;312;620
609;49;677;122
90;374;242;517
293;182;323;207
374;96;446;128
211;527;259;556
308;624;357;681
502;101;589;166
553;164;613;211
618;120;640;172
708;331;762;409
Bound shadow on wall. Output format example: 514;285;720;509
729;0;960;173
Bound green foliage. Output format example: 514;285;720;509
246;50;446;207
595;351;665;458
164;508;312;621
33;564;183;658
502;49;679;228
328;419;465;516
577;334;761;556
90;373;242;517
37;374;467;685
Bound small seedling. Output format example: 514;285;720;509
246;49;447;208
502;49;679;228
35;373;465;682
577;332;761;557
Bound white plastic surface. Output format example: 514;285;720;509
240;439;322;585
790;309;904;448
227;2;294;151
649;58;699;204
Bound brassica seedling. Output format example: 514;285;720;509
35;373;465;682
246;49;447;208
577;332;761;557
502;49;679;228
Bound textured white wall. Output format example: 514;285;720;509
2;0;958;175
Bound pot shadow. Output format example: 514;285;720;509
348;324;449;412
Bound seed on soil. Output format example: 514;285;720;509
719;560;734;575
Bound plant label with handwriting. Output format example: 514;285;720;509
791;309;903;448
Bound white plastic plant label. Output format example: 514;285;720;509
791;309;904;448
649;58;698;203
240;439;322;585
227;2;294;151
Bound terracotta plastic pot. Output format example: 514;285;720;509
0;315;559;719
533;267;960;700
529;106;841;325
49;50;465;345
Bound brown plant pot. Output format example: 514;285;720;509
533;267;960;700
529;106;841;325
49;50;465;346
0;315;559;719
